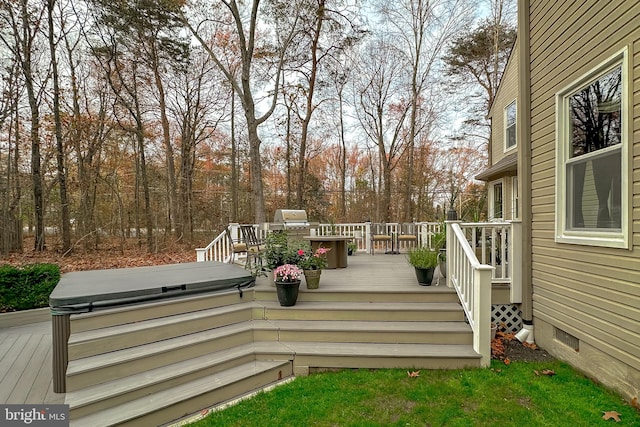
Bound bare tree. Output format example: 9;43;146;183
167;47;227;240
374;0;473;222
290;0;364;209
0;0;47;250
354;37;411;222
46;0;72;252
0;58;23;254
180;0;301;223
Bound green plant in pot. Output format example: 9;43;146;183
296;246;330;289
347;241;357;255
407;246;439;286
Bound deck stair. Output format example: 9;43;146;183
64;275;480;426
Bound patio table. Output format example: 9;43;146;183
302;235;351;269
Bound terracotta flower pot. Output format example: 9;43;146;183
304;269;321;289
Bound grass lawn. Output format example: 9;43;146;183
188;360;640;426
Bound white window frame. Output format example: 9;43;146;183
489;179;504;221
555;48;630;248
511;176;519;220
504;100;517;151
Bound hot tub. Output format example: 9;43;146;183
49;261;254;392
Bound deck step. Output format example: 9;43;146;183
70;289;252;333
68;304;252;360
69;360;293;427
254;301;464;322
66;342;295;418
254;285;459;304
252;320;472;345
280;341;481;372
66;321;255;391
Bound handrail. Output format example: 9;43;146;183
195;224;245;263
447;221;493;367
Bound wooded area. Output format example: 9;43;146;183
0;0;516;255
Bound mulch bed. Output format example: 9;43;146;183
492;330;554;363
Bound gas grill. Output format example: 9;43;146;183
271;209;311;238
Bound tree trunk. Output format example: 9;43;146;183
47;0;71;252
230;88;239;222
151;43;177;236
10;0;46;250
295;0;324;209
247;120;265;224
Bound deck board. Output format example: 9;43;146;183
0;253;445;407
0;319;64;405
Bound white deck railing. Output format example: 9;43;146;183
196;221;444;263
196;220;521;367
457;220;522;303
447;221;493;367
195;224;241;263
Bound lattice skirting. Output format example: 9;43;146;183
491;304;522;333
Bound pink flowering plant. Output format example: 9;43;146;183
273;264;303;283
296;246;331;270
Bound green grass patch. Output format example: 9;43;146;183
190;361;639;426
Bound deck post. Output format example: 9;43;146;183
365;222;372;254
51;313;70;393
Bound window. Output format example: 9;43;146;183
511;176;519;219
490;181;503;220
505;101;516;149
555;49;629;248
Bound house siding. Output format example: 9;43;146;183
486;43;519;221
528;0;640;402
489;42;519;165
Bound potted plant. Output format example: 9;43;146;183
407;246;439;286
297;246;330;289
264;232;305;285
264;231;290;271
273;264;303;306
347;241;357;256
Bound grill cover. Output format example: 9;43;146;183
273;209;309;225
272;209;310;237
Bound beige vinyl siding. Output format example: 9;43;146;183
528;0;640;401
489;43;519;163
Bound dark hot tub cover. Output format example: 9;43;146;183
49;261;254;315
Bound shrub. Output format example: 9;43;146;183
407;246;439;269
0;264;60;311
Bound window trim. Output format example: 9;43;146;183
504;100;517;151
489;179;504;221
511;176;519;220
554;47;630;249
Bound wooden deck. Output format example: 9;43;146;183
0;253;445;408
0;318;65;405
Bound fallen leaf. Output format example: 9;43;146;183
503;358;510;365
602;411;621;422
523;342;538;350
407;370;420;378
542;369;555;376
631;397;639;410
